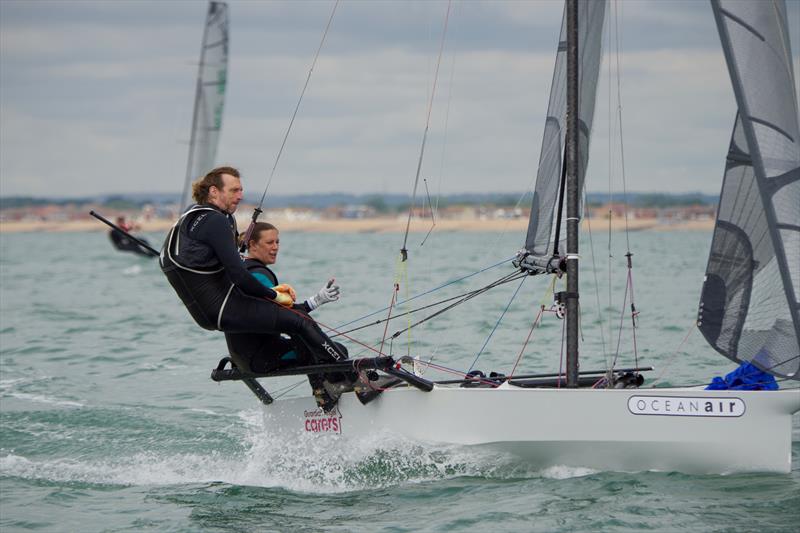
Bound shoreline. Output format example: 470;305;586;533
0;216;715;234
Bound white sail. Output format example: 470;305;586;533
522;0;605;261
180;1;229;211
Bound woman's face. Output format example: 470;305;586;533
249;229;279;265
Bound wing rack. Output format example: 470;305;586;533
211;355;434;405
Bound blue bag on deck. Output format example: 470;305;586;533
705;361;778;391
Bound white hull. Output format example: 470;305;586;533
261;384;800;474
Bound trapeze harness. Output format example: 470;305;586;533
160;205;347;365
159;204;268;330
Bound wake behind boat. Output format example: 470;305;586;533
208;0;799;475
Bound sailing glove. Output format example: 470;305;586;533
305;280;340;310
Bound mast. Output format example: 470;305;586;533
565;0;580;388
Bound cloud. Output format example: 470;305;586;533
1;0;798;197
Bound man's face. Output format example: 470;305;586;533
210;174;243;213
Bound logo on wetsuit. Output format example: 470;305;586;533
322;341;342;360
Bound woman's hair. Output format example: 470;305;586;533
249;221;278;246
191;166;240;204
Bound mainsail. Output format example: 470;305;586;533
702;0;800;379
521;0;605;262
180;1;230;211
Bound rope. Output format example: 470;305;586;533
240;1;339;248
611;268;630;367
557;311;567;388
400;0;452;260
508;305;545;378
270;379;308;399
649;321;696;386
378;280;400;361
412;359;504;387
507;275;557;377
582;191;609;368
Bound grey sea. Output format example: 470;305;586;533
1;227;799;532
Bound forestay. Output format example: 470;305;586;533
180;1;230;211
702;0;800;380
522;0;605;261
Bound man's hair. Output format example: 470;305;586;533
191;166;240;204
249;221;278;245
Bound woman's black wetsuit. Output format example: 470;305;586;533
159;204;347;369
226;258;330;373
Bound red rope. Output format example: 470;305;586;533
262;296;386;358
508;305;545;379
557;315;566;388
378;283;399;358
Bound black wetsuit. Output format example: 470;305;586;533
159;204;348;373
221;258;348;373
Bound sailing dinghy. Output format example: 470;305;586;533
212;0;800;474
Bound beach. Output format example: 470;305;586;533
0;215;715;234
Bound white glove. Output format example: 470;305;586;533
305;279;340;310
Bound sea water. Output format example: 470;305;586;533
1;227;798;532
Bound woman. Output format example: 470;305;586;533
244;222;339;313
225;222;345;410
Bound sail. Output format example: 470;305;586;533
701;0;800;380
522;0;605;259
180;1;230;210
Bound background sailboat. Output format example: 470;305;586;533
180;1;229;212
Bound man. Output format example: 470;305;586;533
160;166;350;411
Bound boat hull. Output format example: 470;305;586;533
262;385;800;474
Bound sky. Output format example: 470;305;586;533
1;0;799;199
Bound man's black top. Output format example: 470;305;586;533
160;204;278;330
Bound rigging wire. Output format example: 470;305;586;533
613;0;632;252
467;275;528;373
400;0;452;261
385;270;528;343
582;190;609;365
596;0;639;377
332;270;523;337
612;0;640;371
429;52;458;242
420;178;437;247
239;0;340;250
333;255;515;331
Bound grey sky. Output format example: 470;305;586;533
1;0;798;199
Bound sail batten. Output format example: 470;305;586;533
180;1;229;212
703;0;800;380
